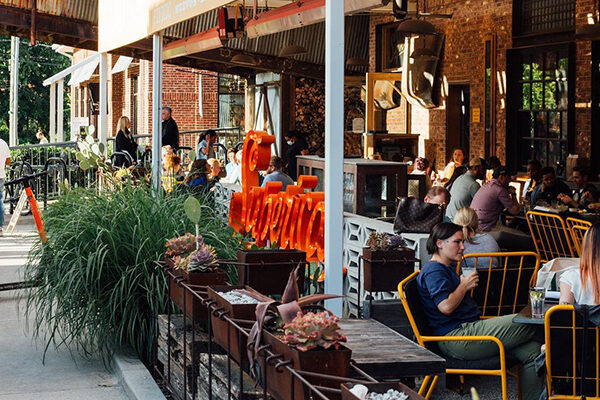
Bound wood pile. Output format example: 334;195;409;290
157;314;265;400
294;78;364;157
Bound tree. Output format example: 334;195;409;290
0;36;71;145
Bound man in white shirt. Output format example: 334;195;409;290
0;138;12;234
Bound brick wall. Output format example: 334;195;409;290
369;0;594;167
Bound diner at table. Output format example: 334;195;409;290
557;166;598;210
530;166;571;206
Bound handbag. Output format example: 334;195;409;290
393;197;444;234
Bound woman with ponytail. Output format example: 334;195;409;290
453;206;499;268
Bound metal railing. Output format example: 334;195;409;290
155;262;381;400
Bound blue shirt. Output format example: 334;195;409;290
417;261;480;336
261;170;294;191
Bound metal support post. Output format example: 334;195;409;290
9;36;19;146
152;33;163;191
99;53;108;153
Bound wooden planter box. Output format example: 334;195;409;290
362;248;415;292
166;257;227;322
341;382;424;400
237;249;306;296
207;285;263;364
261;330;351;400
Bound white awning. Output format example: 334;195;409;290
43;53;101;86
111;56;133;74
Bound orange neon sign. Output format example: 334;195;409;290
228;130;325;262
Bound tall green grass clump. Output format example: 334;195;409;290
23;184;239;366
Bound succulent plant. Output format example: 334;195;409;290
282;311;347;352
187;244;218;272
165;233;197;258
366;232;407;251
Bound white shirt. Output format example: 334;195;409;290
0;139;10;179
560;268;597;305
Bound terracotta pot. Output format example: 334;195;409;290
207;285;263;364
362;248;415;292
260;330;351;400
341;382;424;400
237;249;306;296
166;257;227;322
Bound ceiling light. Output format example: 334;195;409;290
396;19;436;35
278;44;307;57
230;54;257;66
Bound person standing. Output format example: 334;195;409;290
114;116;143;167
261;156;294;191
197;129;218;159
0;138;11;234
446;158;486;221
284;131;309;181
36;130;48;144
161;106;179;150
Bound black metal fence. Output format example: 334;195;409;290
155;262;382;400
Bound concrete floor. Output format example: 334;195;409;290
0;215;129;400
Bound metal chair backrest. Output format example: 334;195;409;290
457;252;540;318
398;271;432;347
545;305;600;399
526;211;575;262
566;217;592;256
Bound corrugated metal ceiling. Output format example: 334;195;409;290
0;0;98;22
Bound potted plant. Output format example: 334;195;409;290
206;285;270;364
165;232;227;321
362;232;415;293
341;382;424;400
237;244;306;296
248;268;351;400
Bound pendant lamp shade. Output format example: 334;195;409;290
231;54;257;66
396;19;436;35
278;44;307;57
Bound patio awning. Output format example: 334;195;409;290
43;53;101;86
111;56;133;74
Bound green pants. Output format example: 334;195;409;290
438;314;543;400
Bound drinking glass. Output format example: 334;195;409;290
461;266;476;277
529;287;545;319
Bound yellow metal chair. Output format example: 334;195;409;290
545;304;600;399
565;217;592;256
456;252;541;318
526;211;575;262
398;271;522;400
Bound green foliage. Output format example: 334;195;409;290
0;37;71;144
22;185;240;366
184;196;202;225
282;311;347;352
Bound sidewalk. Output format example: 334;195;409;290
0;215;129;400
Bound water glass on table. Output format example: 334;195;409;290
529;287;545;319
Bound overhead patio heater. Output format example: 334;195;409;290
218;4;245;39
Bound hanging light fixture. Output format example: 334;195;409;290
278;44;307;57
230;54;257;66
410;47;438;60
396;18;436;35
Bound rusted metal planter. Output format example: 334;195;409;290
166;257;227;321
341;382;424;400
237;249;306;296
261;330;351;400
207;285;263;364
362;248;415;292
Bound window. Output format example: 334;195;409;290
508;46;572;170
218;74;245;128
513;0;575;36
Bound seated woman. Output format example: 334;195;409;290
207;158;223;181
559;223;600;305
453;207;500;268
439;148;466;185
185;159;210;188
417;223;543;400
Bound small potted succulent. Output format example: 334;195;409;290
207;285;270;364
165;233;226;321
248;268;351;400
341;382;424;400
362;232;415;292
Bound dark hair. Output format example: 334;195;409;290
573;166;590;178
427;186;450;201
285;130;299;139
486;156;501;170
162;106;172;114
540;166;556;177
227;147;235;155
527;159;542;170
426;222;463;255
205;129;217;138
269;156;283;169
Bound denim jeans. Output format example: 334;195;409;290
0;178;4;227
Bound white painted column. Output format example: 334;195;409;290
152;33;163;190
324;0;345;316
9;36;19;146
57;79;64;142
49;83;56;143
99;53;108;153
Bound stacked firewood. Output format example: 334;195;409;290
295;78;364;156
